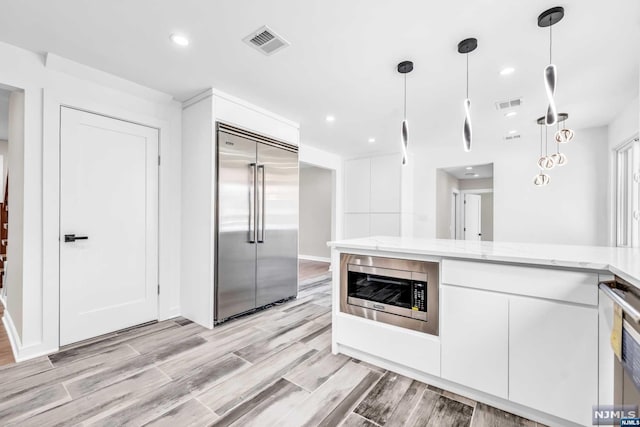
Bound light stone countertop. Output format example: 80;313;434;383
328;236;640;289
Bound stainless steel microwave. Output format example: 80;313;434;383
340;254;439;335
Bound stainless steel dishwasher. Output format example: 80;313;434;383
599;277;640;407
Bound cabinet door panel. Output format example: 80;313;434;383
344;158;370;213
509;297;597;426
441;285;509;398
370;155;401;213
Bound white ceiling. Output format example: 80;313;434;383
442;163;494;180
0;0;637;157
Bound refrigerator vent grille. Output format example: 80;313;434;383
243;26;290;56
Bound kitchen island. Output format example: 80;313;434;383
328;237;640;427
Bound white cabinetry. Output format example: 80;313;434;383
441;260;598;426
344;154;401;238
441;285;508;398
509;297;597;426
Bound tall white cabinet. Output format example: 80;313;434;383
344;154;402;238
181;88;300;328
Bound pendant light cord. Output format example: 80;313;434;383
545;125;549;156
466;53;469;99
549;23;553;63
540;124;543;158
403;73;407;119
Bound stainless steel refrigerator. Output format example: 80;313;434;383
215;123;298;322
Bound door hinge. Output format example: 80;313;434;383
157;284;160;295
158;155;161;166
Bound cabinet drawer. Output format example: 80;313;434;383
441;259;597;305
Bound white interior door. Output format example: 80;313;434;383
464;194;482;241
60;107;159;346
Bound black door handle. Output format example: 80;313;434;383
64;234;89;243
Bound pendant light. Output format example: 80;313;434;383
397;60;413;165
458;38;478;152
538;6;564;126
554;113;575;144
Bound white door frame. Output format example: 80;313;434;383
43;89;169;352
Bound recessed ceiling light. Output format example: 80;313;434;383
500;67;515;76
505;111;518;118
465;166;473;170
509;130;518;134
474;173;479;177
170;33;190;47
368;138;375;143
325;115;335;123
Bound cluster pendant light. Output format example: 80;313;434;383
397;60;413;165
533;6;575;186
458;38;478;152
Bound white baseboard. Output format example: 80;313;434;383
299;254;331;263
2;309;57;363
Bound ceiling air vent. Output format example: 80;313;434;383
243;25;290;56
495;97;523;110
504;134;522;141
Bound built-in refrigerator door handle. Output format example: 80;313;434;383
248;163;257;243
257;164;265;243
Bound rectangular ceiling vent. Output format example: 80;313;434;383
243;25;290;56
495;97;523;110
504;134;522;141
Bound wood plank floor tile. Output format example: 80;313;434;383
126;322;205;354
425;395;474;427
402;389;440;426
48;321;179;367
471;402;538;427
12;368;171;427
442;389;477;409
0;357;53;386
376;380;427;427
65;335;206;398
316;370;381;427
143;398;218;427
340;413;379;427
354;371;416;425
0;344;138;401
284;347;350;392
275;361;378;427
88;354;250;427
210;378;307;427
198;342;316;415
0;383;70;424
0;299;15;366
233;318;326;363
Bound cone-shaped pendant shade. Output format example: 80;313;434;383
463;98;472;152
401;119;408;165
544;64;557;126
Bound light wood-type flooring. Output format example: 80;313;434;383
0;262;542;426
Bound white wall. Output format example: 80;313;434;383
0;42;182;361
299;165;332;260
344;153;402;238
480;192;494;241
412;126;609;246
436;170;458;239
0;89;9;140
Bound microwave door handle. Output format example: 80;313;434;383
599;281;640;324
248;163;256;244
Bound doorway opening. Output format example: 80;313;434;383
298;162;333;281
436;163;494;241
0;82;25;366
